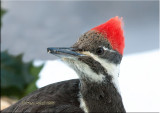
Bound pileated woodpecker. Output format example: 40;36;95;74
2;16;126;112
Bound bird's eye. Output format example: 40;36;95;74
96;47;104;55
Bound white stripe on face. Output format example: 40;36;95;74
62;58;105;83
103;46;116;53
81;51;121;94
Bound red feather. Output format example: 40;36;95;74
91;16;125;55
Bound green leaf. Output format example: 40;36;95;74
1;51;44;99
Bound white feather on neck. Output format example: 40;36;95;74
81;51;121;94
78;93;89;113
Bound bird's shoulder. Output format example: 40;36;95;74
2;79;83;112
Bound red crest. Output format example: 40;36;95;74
91;16;125;55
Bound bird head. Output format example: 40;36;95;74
47;16;125;85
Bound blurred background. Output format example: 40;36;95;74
1;0;159;112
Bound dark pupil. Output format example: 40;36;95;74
96;48;104;55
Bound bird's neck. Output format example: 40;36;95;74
79;77;126;113
64;54;125;112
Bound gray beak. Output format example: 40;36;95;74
47;47;85;57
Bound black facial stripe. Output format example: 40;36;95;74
100;50;122;64
78;56;112;82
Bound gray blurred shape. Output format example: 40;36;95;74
1;1;159;62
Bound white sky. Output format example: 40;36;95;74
36;50;160;112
